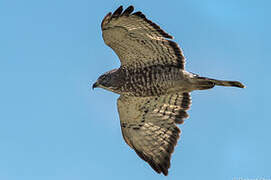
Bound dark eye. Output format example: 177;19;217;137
105;75;112;81
100;75;107;81
100;74;111;84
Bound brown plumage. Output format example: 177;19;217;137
93;5;245;176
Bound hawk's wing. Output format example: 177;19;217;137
102;6;185;69
117;92;191;176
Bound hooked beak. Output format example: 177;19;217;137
92;82;98;90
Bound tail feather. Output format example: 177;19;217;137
209;78;245;88
196;76;245;89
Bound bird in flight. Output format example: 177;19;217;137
93;5;245;176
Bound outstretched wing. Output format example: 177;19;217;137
102;6;186;69
117;92;191;176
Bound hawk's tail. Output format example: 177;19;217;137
195;76;245;90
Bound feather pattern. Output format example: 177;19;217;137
117;93;191;175
101;6;185;69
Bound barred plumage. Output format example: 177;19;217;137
93;5;245;176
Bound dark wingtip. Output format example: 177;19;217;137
122;5;134;16
132;11;146;18
104;5;174;40
112;5;123;17
101;12;112;29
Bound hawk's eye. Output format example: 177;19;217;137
99;74;108;81
104;75;111;81
98;74;112;87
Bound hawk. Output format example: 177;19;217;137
93;6;245;176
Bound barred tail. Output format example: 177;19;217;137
209;78;245;88
195;76;245;89
199;76;245;88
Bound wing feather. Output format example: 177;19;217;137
101;6;185;69
117;92;191;175
112;5;123;17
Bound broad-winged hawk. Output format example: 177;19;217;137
93;6;245;176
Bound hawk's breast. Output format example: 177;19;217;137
119;65;184;96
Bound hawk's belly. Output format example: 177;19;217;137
118;66;192;97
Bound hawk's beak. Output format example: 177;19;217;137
92;82;98;90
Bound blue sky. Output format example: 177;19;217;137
0;0;270;179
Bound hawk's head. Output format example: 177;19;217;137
92;68;121;92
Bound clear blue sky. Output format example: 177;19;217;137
0;0;270;179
